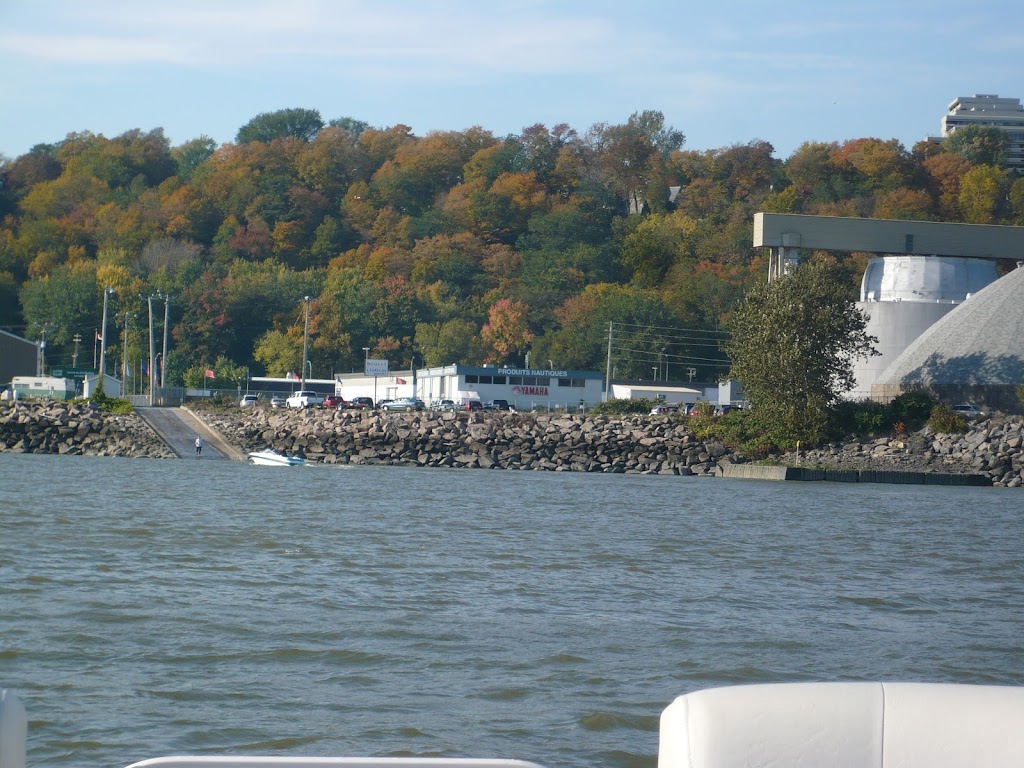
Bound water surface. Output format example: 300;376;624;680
2;454;1022;768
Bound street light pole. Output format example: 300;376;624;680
300;296;311;390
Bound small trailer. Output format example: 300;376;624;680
10;375;76;401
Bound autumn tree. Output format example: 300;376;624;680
958;165;1008;224
724;261;877;445
592;110;684;215
481;298;533;364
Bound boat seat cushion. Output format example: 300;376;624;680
659;681;1024;768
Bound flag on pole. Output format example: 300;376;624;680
395;378;407;385
142;360;148;375
96;331;102;341
204;369;215;379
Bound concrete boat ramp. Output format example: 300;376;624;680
136;407;244;461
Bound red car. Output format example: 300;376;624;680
323;395;345;408
462;400;483;411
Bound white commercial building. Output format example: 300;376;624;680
414;365;604;410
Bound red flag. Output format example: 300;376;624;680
395;378;406;385
204;369;215;379
96;331;102;341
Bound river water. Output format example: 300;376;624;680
2;454;1023;768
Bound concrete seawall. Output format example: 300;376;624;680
722;464;991;486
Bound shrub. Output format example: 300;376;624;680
78;391;134;414
830;399;889;437
889;391;935;427
590;398;657;416
928;403;968;434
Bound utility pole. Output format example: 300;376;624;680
99;286;114;383
122;312;131;386
604;321;613;402
72;333;81;368
161;293;170;388
37;327;47;376
300;296;311;390
148;294;156;406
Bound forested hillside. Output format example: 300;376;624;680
1;107;1021;387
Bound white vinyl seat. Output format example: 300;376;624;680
659;681;1024;768
124;760;547;768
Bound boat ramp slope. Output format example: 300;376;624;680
135;407;245;461
722;463;991;486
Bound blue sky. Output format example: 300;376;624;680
2;0;1022;161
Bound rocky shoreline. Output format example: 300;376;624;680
196;406;742;476
0;401;175;458
3;400;1022;488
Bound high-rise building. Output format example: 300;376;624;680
941;94;1024;173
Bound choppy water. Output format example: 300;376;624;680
2;454;1023;768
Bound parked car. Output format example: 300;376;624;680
323;394;345;408
715;404;740;416
239;394;259;408
432;399;456;411
952;403;982;417
349;396;374;410
650;403;676;415
462;399;483;411
270;395;285;408
484;399;511;411
286;390;325;408
382;397;425;412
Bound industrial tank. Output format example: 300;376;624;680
849;255;998;399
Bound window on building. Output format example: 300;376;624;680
465;375;478;383
557;378;586;388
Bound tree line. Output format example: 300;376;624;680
1;106;1021;389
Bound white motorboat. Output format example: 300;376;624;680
248;449;306;467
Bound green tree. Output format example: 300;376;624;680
172;136;217;180
944;125;1007;168
236;108;325;144
414;318;485;366
724;261;877;445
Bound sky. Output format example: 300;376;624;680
2;0;1023;162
